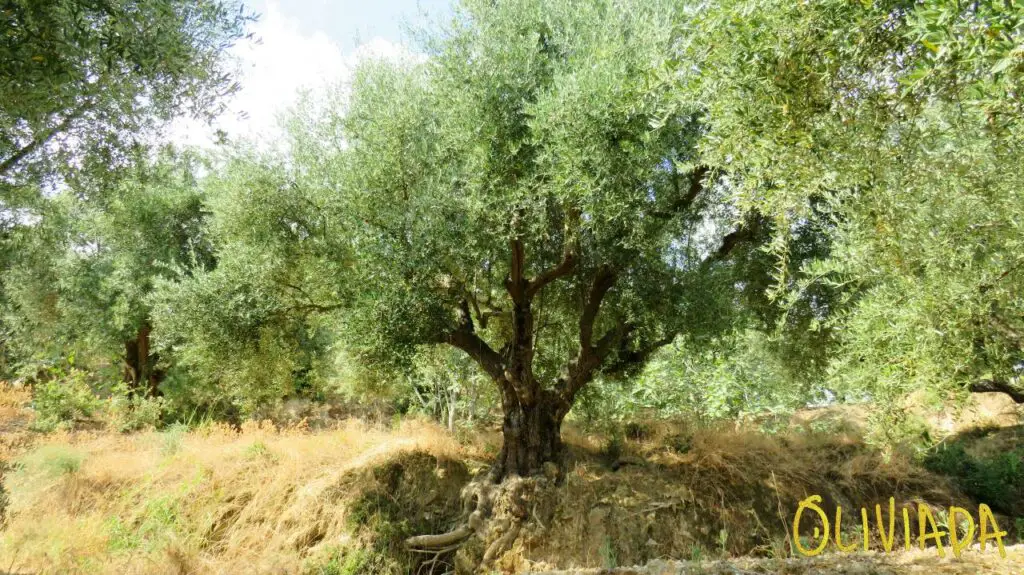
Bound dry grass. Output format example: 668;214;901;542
0;383;34;462
513;420;978;572
0;417;467;575
0;411;1016;574
532;544;1024;574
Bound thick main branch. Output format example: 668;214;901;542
557;267;621;406
704;212;765;266
968;378;1024;404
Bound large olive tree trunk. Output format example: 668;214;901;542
495;393;564;477
443;243;651;480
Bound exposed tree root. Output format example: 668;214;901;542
406;473;551;574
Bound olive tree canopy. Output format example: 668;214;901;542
288;0;771;477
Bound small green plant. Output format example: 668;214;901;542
22;445;86;477
718;528;730;556
105;516;141;551
160;422;189;456
304;547;369;575
245;440;276;462
688;543;704;562
601;429;624;465
107;384;166;432
1015;517;1024;543
599;535;617;569
30;366;101;432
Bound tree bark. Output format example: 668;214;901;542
493;392;564;478
123;322;163;397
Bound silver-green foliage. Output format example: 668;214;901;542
683;0;1024;410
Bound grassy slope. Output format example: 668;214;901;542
1;383;1022;574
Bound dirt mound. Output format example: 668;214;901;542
505;423;979;572
1;416;1017;574
326;450;471;573
0;418;471;574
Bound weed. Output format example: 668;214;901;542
160;423;189;456
305;547;383;575
107;385;166;432
924;441;1024;515
688;543;703;562
718;528;730;556
105;516;140;551
24;445;85;477
599;535;617;568
245;440;275;461
29;367;101;432
602;431;624;464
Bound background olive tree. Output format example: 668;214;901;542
682;0;1024;435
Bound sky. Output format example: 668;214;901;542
171;0;452;148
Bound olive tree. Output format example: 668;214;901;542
683;0;1024;413
149;154;350;416
301;0;768;480
2;150;212;395
0;0;252;193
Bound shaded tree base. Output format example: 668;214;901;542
406;471;559;574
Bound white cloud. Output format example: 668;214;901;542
169;1;414;150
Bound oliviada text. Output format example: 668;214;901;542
792;495;1007;558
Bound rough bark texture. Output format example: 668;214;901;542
495;393;564;478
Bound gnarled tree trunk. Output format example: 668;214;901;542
495;393;564;478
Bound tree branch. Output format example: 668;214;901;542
704;213;765;266
979;259;1024;294
1;103;89;178
652;164;709;219
446;328;506;384
579;266;617;351
556;267;620;405
525;207;580;299
602;333;677;377
968;378;1024;404
525;249;576;299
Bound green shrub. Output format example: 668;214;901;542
159;423;189;456
244;440;277;462
304;547;370;575
21;445;86;477
105;516;141;551
107;384;167;432
924;442;1024;516
30;367;101;432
